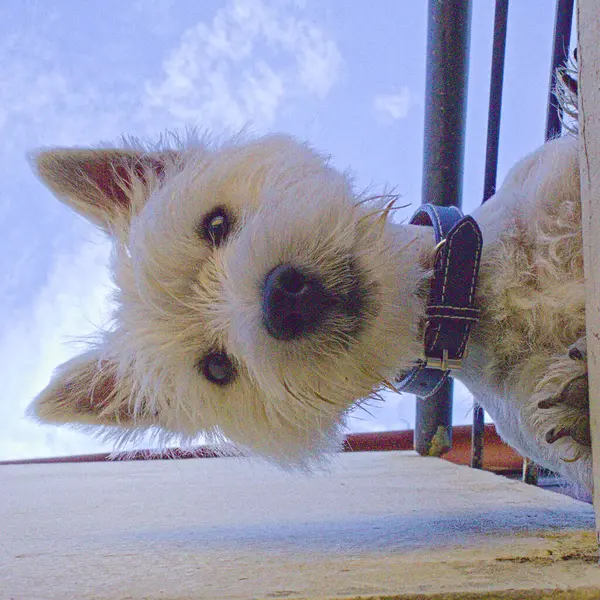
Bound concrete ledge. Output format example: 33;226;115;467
1;451;598;599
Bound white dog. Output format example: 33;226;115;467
28;70;591;490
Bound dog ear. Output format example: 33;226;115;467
29;349;150;429
32;148;177;230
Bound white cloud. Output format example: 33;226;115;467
144;0;342;131
0;234;115;460
0;28;137;459
0;32;140;152
0;23;141;460
373;87;411;121
0;0;343;460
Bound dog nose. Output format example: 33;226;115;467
262;264;328;340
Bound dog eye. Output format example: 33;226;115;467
200;207;230;246
199;351;235;386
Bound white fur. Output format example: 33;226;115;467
29;120;592;489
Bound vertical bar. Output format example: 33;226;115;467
482;0;509;205
415;0;472;457
471;404;485;468
546;0;575;141
522;457;539;485
577;0;600;558
415;379;453;456
473;0;509;470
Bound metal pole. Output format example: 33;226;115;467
546;0;575;141
471;404;486;468
482;0;509;205
472;0;509;470
415;0;472;457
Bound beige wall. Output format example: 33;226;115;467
578;0;600;533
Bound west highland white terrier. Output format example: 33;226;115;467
29;69;591;490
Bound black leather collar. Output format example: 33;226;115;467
395;204;483;398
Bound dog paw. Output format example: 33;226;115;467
535;339;590;452
568;336;587;361
538;374;590;447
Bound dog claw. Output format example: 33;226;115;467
546;425;590;447
568;347;584;361
544;423;591;449
540;371;591;448
538;397;560;410
546;428;569;444
568;337;587;361
537;376;588;411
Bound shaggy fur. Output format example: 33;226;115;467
29;71;592;489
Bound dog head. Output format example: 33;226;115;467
30;134;427;465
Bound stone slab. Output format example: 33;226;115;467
1;451;598;599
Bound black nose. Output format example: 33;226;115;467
262;264;328;340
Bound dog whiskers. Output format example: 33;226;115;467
367;391;386;404
355;404;377;420
359;199;412;240
380;377;399;394
355;191;401;206
357;200;409;222
281;378;328;414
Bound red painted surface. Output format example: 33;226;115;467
0;424;523;473
344;424;523;472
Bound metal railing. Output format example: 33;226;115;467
416;0;575;477
414;0;472;458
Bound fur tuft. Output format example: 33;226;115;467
555;51;579;135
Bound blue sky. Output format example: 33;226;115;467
0;0;558;459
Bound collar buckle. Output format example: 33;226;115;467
424;349;466;372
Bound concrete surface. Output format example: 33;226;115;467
1;451;599;599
